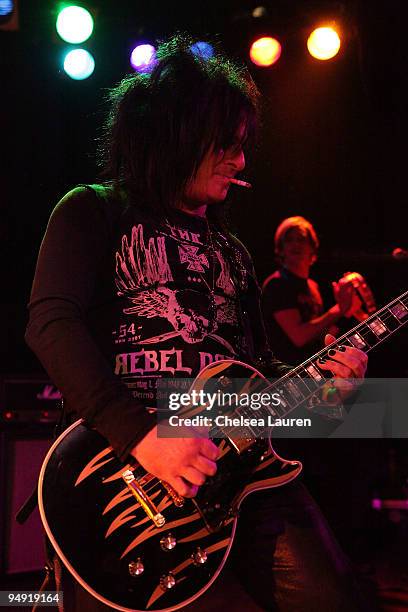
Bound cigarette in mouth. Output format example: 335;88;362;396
229;178;252;189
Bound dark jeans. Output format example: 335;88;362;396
41;481;378;612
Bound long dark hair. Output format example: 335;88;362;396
98;33;259;227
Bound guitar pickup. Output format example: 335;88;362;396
122;469;165;528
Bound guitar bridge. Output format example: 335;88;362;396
122;470;165;528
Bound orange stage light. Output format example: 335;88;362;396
250;36;282;67
307;26;341;60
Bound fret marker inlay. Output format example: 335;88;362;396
390;302;408;320
368;318;388;336
305;364;323;381
349;333;367;349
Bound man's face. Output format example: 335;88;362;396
183;126;246;206
280;227;316;266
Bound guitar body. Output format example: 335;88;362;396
38;359;302;611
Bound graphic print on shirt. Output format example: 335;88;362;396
168;221;238;297
178;244;209;272
115;223;239;355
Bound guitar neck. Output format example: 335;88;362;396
236;290;408;435
297;288;408;369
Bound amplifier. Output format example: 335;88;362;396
0;428;54;574
0;376;61;425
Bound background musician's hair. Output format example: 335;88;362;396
274;216;320;259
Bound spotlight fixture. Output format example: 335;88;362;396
250;36;282;67
190;41;214;60
0;0;18;30
56;6;94;44
307;26;341;60
63;48;95;80
130;44;157;73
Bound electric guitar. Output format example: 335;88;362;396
38;290;408;611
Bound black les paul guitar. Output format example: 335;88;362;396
38;291;408;611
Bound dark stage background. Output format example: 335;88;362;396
1;0;407;601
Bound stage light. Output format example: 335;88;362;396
56;5;94;44
130;44;157;72
190;41;214;60
0;0;13;17
252;6;267;18
0;0;18;30
63;49;95;80
249;37;281;67
307;27;341;60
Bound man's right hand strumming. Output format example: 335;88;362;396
131;427;219;498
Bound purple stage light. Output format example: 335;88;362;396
130;44;157;73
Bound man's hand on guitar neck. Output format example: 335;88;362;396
131;428;219;498
318;333;368;402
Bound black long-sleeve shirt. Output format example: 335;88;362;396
26;185;288;460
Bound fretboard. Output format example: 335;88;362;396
234;290;408;438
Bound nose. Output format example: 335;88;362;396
225;145;245;172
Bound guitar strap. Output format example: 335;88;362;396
212;227;257;359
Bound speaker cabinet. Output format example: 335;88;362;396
0;428;53;574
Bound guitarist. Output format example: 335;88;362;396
26;35;372;611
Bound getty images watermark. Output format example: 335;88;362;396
156;381;315;438
153;378;408;439
166;389;311;430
